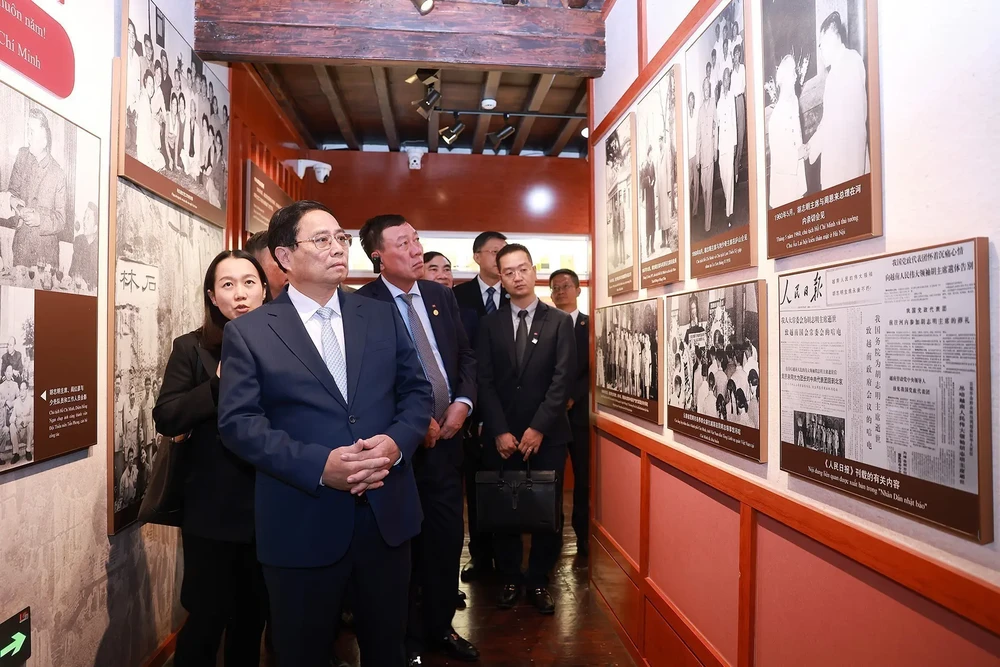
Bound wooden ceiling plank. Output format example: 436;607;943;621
371;66;400;151
252;63;318;149
547;81;589;156
313;65;361;150
472;71;503;154
509;73;556;155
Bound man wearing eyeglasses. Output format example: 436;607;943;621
477;244;575;615
219;200;433;667
549;268;591;557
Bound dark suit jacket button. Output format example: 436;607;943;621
349;415;357;424
516;385;521;390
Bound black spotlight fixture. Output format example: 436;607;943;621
487;115;516;151
413;86;441;119
439;113;466;145
501;0;520;4
567;0;589;7
405;68;440;86
411;0;434;14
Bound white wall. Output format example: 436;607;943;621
594;0;1000;587
593;0;640;124
0;1;183;664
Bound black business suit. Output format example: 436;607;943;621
452;277;508;569
477;300;576;587
152;331;266;667
355;277;476;650
567;312;591;548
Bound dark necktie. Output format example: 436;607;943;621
484;286;497;314
400;294;451;421
515;310;529;369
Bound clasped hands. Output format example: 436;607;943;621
322;434;400;495
422;401;469;449
496;427;542;461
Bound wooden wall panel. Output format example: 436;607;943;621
596;434;643;565
303;150;590;235
592;538;644;648
644;599;704;667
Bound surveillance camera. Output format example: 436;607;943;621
404;146;428;170
313;163;332;183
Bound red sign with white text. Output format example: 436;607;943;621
0;0;75;98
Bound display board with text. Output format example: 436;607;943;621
244;160;292;235
778;239;992;542
596;297;663;424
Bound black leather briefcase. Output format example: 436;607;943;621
475;462;560;533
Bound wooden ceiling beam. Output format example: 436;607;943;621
313;65;360;150
547;82;589;156
370;67;400;151
509;73;556;156
252;63;318;149
472;71;503;154
194;0;605;77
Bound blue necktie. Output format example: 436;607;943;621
485;286;497;314
314;306;348;401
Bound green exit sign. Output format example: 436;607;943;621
0;608;30;666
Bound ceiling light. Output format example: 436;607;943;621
439;114;466;145
526;186;555;214
581;126;590;138
405;68;440;86
487;115;516;150
411;0;434;14
481;98;497;110
413;87;441;119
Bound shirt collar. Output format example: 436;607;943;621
381;275;421;300
511;298;539;318
287;283;341;324
477;275;500;295
571;309;580;325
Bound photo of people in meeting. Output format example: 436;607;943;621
124;0;231;211
0;80;101;296
792;411;847;458
596;298;662;424
0;287;35;472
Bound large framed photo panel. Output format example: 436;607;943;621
762;0;882;258
666;280;766;461
109;180;224;533
636;65;684;288
605;113;638;295
778;239;992;543
596;297;663;424
120;0;231;227
684;0;758;278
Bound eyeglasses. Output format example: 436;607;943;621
291;232;352;251
501;266;534;280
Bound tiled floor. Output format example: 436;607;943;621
166;494;635;666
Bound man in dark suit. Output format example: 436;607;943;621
218;200;432;667
549;268;591;556
451;231;508;582
478;244;576;615
356;215;479;665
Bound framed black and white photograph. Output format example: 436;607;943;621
121;0;231;227
0;287;35;473
596;297;663;424
110;179;223;533
636;65;684;288
666;279;766;461
0;79;101;296
605;113;638;295
684;0;757;277
761;0;882;258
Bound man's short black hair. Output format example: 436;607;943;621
267;200;333;272
495;243;532;271
820;11;847;44
359;214;408;268
423;251;446;264
245;230;269;258
549;268;579;288
473;231;507;253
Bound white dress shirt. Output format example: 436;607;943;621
381;276;472;411
510;298;539;340
477;275;502;311
570;309;580;326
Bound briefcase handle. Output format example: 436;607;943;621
496;459;537;488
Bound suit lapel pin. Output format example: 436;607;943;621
432;305;439;316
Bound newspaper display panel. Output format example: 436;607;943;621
778;239;992;542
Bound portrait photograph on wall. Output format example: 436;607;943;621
605;113;637;295
666;280;766;461
762;0;881;258
0;79;101;296
778;239;992;542
111;180;223;533
684;0;756;278
121;0;231;227
636;65;684;288
595;297;663;425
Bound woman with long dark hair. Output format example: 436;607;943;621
152;250;270;666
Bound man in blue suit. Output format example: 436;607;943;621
218;200;432;667
356;215;479;665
